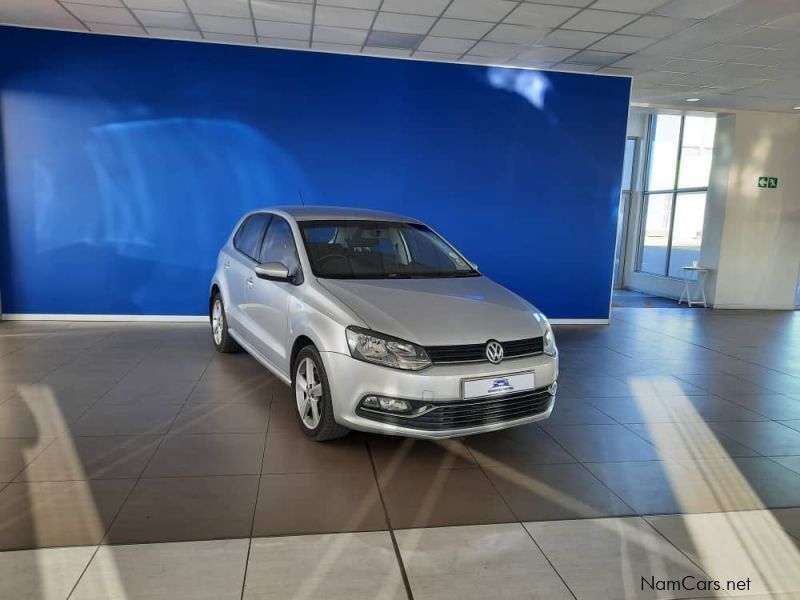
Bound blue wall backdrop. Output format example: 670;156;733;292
0;26;630;319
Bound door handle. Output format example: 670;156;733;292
224;261;231;270
246;277;254;288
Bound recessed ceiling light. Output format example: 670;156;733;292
685;98;700;102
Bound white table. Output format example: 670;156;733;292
678;266;710;308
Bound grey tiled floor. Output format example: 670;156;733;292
2;309;800;597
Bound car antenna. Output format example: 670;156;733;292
298;191;305;206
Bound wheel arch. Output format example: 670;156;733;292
209;284;221;318
290;335;316;375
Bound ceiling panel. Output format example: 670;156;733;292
561;9;639;32
251;2;313;24
429;18;494;39
617;15;698;37
314;6;374;29
88;22;144;34
126;0;185;9
1;0;799;112
187;0;250;18
382;0;449;17
540;28;606;48
63;4;137;26
653;0;741;20
591;0;669;13
134;10;195;30
590;34;657;53
418;36;474;54
444;0;517;23
486;23;550;44
321;0;379;8
195;14;253;35
255;20;309;40
373;12;435;34
564;49;626;66
503;3;580;27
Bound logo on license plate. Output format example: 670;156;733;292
489;378;513;394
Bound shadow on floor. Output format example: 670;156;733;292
612;288;686;308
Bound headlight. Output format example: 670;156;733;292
543;319;557;357
345;326;431;371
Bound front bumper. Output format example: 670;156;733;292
320;350;558;439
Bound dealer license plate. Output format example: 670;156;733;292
462;371;535;400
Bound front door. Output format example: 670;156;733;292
245;215;302;374
225;213;270;333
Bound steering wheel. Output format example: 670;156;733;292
318;254;348;269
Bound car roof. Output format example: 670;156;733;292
258;205;421;223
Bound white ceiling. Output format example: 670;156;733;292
2;0;800;113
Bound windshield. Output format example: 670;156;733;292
298;220;479;279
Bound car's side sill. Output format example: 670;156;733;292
228;328;292;385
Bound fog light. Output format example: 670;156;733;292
360;395;411;413
548;382;558;395
362;395;380;409
379;398;410;412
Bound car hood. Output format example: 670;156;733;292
318;276;545;346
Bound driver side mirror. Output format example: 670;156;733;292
255;262;291;282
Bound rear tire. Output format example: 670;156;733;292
211;293;240;353
293;346;349;441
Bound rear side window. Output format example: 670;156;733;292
234;214;270;260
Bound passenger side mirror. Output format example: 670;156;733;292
255;262;291;282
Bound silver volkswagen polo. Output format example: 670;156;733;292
210;206;557;441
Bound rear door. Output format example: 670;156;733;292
246;215;302;373
225;213;270;336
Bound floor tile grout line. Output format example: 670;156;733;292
638;516;728;597
240;378;275;600
60;322;168;600
612;416;769;460
462;440;580;599
10;449;795;485
365;441;415;600
6;501;800;554
519;523;579;600
90;338;217;548
609;312;800;381
1;325;147;495
535;424;639;515
65;543;103;600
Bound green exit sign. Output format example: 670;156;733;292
758;176;779;189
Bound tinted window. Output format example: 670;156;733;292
234;214;270;260
299;220;477;279
259;216;300;276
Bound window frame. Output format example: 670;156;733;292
636;113;714;278
258;214;304;285
233;213;272;262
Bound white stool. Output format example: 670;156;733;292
679;266;710;308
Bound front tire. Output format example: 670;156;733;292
211;293;240;353
293;346;349;441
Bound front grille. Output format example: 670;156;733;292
358;388;553;431
425;337;544;364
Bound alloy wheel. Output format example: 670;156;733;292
295;357;322;429
212;298;223;345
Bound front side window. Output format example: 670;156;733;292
637;113;717;277
234;214;271;260
259;216;300;276
299;220;477;279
